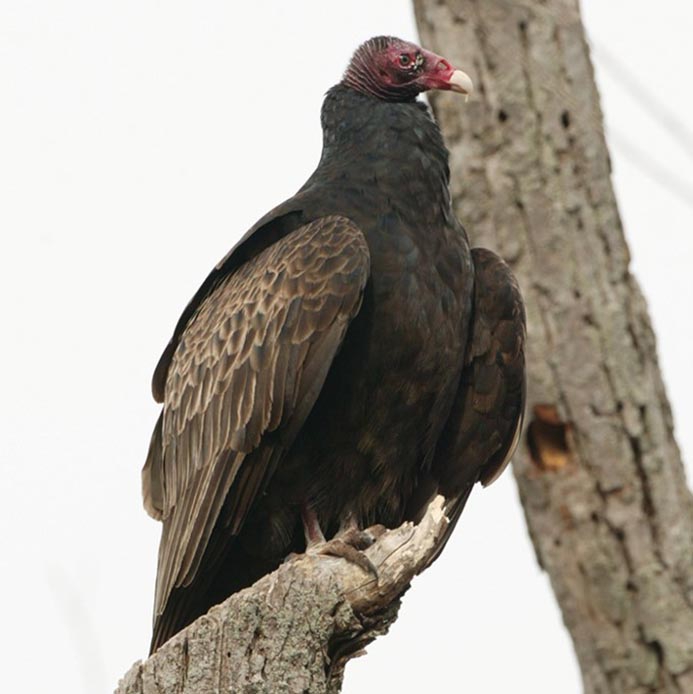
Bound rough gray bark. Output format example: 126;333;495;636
115;498;448;694
413;1;693;692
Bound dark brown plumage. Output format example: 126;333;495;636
142;36;525;653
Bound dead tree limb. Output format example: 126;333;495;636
115;497;448;694
413;1;693;692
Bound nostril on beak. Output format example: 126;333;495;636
437;60;451;72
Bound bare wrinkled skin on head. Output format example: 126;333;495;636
342;35;473;102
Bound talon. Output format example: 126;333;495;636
338;527;377;550
318;539;379;578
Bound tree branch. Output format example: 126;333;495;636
115;497;449;694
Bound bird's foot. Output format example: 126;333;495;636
301;505;385;577
308;537;378;578
309;525;387;578
337;524;387;550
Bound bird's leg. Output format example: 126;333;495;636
300;505;379;578
281;504;326;564
301;503;326;547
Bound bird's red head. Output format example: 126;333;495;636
342;36;473;102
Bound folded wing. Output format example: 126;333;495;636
142;215;370;636
421;247;526;540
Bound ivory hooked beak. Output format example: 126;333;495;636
448;69;474;96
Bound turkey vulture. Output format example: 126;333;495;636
142;36;526;653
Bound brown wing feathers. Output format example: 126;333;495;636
143;215;370;626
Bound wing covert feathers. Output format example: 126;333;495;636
143;215;370;621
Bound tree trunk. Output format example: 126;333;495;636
115;499;448;693
413;1;693;692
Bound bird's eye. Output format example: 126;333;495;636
399;54;411;67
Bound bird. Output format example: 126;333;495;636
142;35;526;653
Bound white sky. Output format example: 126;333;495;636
1;2;691;692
